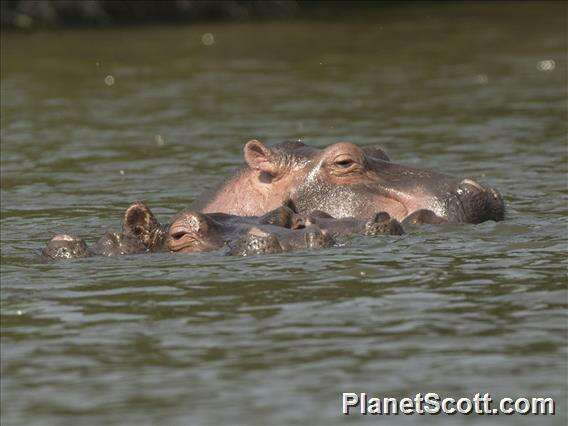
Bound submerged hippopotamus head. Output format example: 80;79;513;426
42;200;410;260
195;140;505;224
42;234;90;260
167;205;338;256
41;202;169;261
168;203;406;256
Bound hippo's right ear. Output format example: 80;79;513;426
362;146;391;162
244;140;280;176
122;202;160;238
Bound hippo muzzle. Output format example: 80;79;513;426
361;159;506;224
446;179;505;224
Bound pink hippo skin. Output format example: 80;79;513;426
193;140;505;224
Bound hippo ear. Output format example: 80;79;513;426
122;201;161;243
244;140;280;176
362;146;391;162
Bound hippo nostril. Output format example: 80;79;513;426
460;179;485;193
451;178;506;223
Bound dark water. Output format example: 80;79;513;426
1;3;567;425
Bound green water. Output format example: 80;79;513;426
1;3;567;425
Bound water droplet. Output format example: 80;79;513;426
475;74;488;84
201;33;215;46
15;14;32;29
155;135;165;146
537;59;555;72
104;75;115;86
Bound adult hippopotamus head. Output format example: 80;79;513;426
194;140;505;224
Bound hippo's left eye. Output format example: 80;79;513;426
333;155;355;167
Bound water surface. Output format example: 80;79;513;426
1;3;567;425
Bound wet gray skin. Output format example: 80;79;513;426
90;231;147;257
41;202;169;260
226;225;336;257
194;140;505;224
301;208;448;237
169;203;409;257
228;208;410;256
43;203;338;259
301;210;406;237
41;232;139;261
43;202;412;260
265;202;419;237
41;234;91;260
168;206;338;256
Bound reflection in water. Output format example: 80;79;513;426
1;3;567;425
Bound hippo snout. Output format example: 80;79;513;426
449;179;505;224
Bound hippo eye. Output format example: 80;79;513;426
334;156;355;168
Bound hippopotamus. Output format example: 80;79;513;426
168;201;405;256
42;202;169;260
42;201;407;260
193;140;505;224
